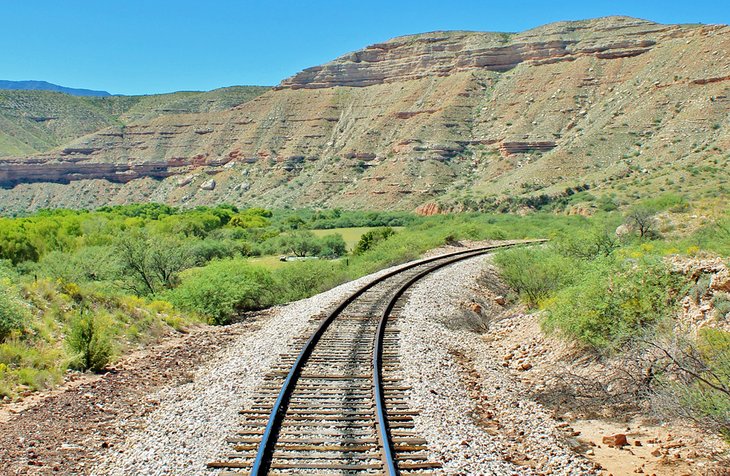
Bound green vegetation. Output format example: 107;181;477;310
0;203;592;398
492;202;730;438
66;307;113;372
1;196;727;442
168;260;276;325
0;279;28;341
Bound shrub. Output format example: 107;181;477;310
624;207;659;239
273;260;347;302
353;227;396;255
0;340;64;397
493;247;573;308
278;230;322;257
553;227;619;260
37;246;119;283
654;329;730;440
641;193;690;213
0;283;29;342
66;308;113;372
167;260;275;324
543;257;681;351
318;234;347;258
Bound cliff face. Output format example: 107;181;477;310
280;17;663;89
0;16;728;212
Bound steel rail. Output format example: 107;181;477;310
249;240;543;475
373;247;498;475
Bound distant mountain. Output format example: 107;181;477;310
0;17;728;214
0;80;111;97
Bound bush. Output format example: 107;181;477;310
186;239;251;265
278;230;322;257
493;247;574;308
318;234;347;258
36;246;119;283
353;227;396;255
654;329;730;440
0;340;64;397
553;226;619;260
273;260;347;302
66;308;113;372
624;207;659;239
543;257;681;351
0;284;29;342
167;260;276;325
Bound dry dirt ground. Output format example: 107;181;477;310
0;316;268;475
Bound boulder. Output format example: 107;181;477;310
200;179;216;191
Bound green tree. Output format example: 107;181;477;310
280;230;322;257
319;234;347;258
353;227;395;255
115;231;192;295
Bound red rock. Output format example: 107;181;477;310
414;202;441;216
602;434;629;447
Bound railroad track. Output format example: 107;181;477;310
208;241;539;475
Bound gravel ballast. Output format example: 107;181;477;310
397;254;598;475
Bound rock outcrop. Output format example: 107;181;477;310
280;17;664;89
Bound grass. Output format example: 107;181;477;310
247;255;288;270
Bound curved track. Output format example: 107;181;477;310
208;241;538;475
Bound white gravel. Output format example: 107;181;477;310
397;254;598;475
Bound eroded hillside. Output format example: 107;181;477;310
0;86;269;158
0;16;727;213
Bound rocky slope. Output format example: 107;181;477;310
0;16;728;212
0;86;268;158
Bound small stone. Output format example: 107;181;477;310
519;362;533;371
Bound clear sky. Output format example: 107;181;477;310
1;0;727;95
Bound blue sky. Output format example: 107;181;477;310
1;1;727;95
